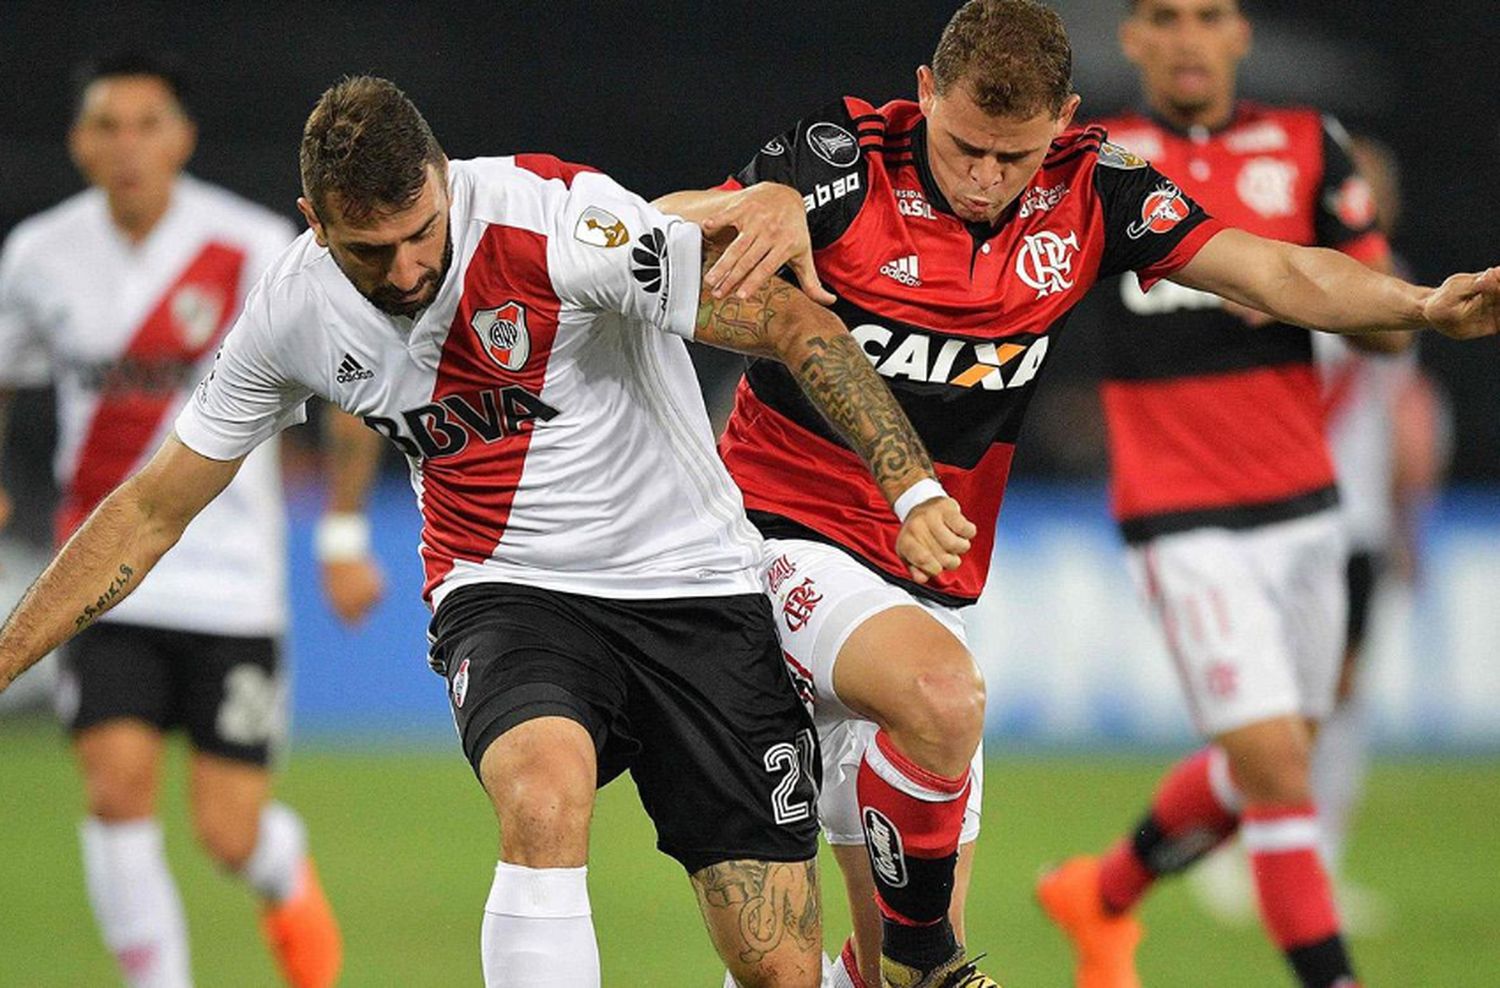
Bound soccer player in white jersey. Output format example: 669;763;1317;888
0;55;387;988
0;76;976;988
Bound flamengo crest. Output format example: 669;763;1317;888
1015;230;1079;299
471;301;531;372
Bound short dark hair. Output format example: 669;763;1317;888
932;0;1074;118
299;76;446;225
72;52;190;120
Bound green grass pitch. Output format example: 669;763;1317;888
2;720;1495;985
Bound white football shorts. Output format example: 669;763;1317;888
1127;510;1348;738
760;537;983;846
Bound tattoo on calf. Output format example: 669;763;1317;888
74;563;134;629
691;858;820;967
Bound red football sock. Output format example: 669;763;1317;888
856;729;969;968
1242;803;1356;987
1099;745;1242;913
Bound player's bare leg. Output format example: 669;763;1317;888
692;857;822;988
831;840;977;986
74;721;192;987
832;607;996;985
190;753;340;988
477;716;600;987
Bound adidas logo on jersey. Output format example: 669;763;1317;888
880;255;921;287
336;354;376;384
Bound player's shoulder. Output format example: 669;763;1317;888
452;155;622;230
1038;124;1144;185
1;188;105;261
177;175;297;246
1225;101;1331;150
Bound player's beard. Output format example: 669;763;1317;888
367;230;454;318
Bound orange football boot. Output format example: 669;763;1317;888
1036;856;1142;988
261;859;343;988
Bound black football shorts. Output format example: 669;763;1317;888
59;621;284;766
428;582;820;874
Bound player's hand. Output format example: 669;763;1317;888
1423;267;1500;340
896;497;977;585
321;557;385;625
701;182;835;305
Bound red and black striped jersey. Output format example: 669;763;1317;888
1091;103;1390;542
717;97;1223;605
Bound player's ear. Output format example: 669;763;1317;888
172;117;198;171
916;66;937;115
1119;16;1144;67
1231;10;1253;60
1055;94;1083;136
296;197;328;247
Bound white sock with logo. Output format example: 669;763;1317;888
481;861;599;988
239;802;308;904
80;817;192;988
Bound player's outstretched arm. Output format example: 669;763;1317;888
317;407;386;625
657;184;834;304
692;238;975;582
1174;228;1500;340
0;435;242;692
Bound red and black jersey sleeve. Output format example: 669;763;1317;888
1314;116;1389;262
730;97;874;250
1093;137;1224;288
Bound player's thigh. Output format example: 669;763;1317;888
62;622;174;820
691;856;821;988
428;585;621;863
761;538;976;730
622;591;819;877
188;749;271;868
1129;529;1302;739
1254;512;1348;726
174;631;287;768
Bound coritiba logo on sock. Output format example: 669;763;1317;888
862;808;908;887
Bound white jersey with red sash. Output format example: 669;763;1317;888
175;156;762;611
0;176;293;634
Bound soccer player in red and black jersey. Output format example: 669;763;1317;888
1031;4;1438;987
660;2;1498;986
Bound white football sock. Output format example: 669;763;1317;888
482;861;599;987
80;817;192;988
240;802;308;904
1312;695;1371;874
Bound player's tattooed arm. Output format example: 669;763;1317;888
693;237;934;506
691;858;821;978
0;436;242;692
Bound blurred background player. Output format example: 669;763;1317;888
1036;3;1409;988
1189;134;1454;934
0;54;385;988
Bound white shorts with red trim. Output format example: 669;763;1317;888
1127;510;1348;738
760;538;982;846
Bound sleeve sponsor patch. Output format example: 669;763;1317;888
1127;181;1191;239
1098;141;1149;170
573;205;630;248
805;121;861;168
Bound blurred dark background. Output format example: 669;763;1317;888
1;0;1494;528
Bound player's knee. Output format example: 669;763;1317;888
904;664;985;756
1227;740;1312;805
489;757;594;859
191;800;259;870
83;763;158;821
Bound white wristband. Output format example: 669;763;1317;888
893;478;948;523
314;513;371;562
